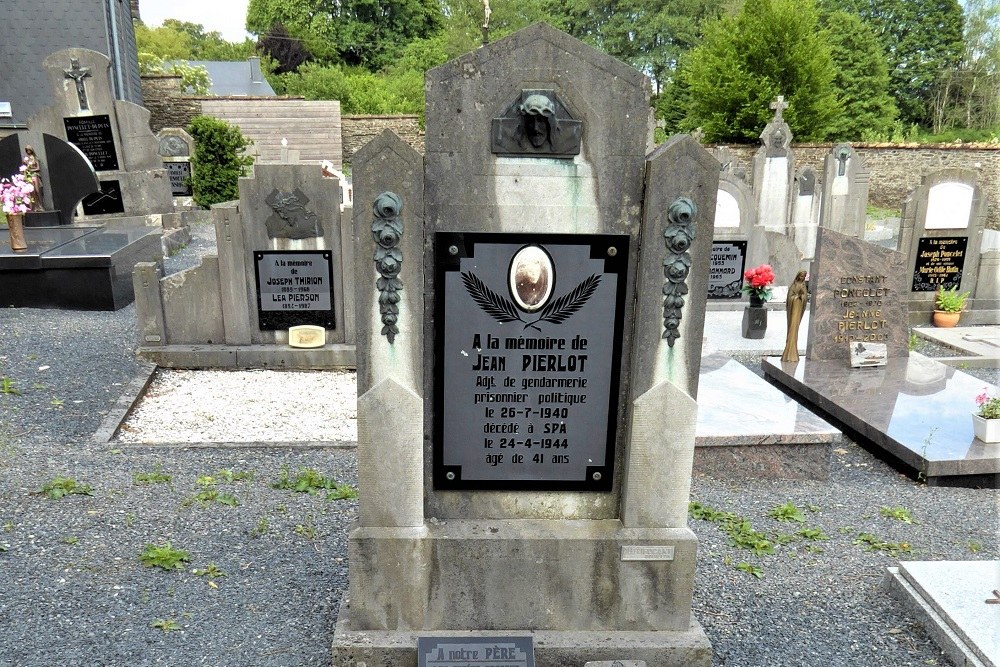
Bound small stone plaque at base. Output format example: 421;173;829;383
288;325;325;348
418;636;534;667
849;342;887;368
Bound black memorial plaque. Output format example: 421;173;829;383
63;115;119;171
81;180;124;215
254;250;335;329
434;232;628;492
708;240;747;299
418;636;534;667
165;161;192;196
911;236;969;292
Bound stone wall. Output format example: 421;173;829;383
716;142;1000;230
140;75;202;134
341;115;423;163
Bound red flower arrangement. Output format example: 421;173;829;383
742;264;775;303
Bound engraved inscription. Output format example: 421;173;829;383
621;545;675;561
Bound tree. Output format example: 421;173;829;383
257;22;313;74
135;20;256;61
819;0;964;127
820;11;899;140
187;116;254;207
680;0;842;142
545;0;724;93
246;0;443;71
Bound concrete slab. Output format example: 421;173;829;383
915;325;1000;360
695;352;839;479
764;354;1000;487
887;560;1000;667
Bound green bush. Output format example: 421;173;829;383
187;116;254;207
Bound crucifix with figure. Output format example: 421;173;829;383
64;58;92;112
770;95;788;121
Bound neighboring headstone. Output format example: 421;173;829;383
753;96;794;230
806;227;909;363
789;166;821;262
710;162;754;300
335;23;717;666
819;143;869;238
900;169;988;324
16;48;173;219
0;132;99;225
156;128;194;197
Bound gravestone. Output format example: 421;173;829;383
900;169;988;325
753;96;794;230
156;128;194;197
819;143;869;238
789;166;821;262
765;227;999;486
133;163;355;367
709;154;754;300
0;132;99;225
335;23;718;666
15;48;173;219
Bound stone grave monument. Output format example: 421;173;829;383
819;143;869;239
709;163;754;301
789;165;821;263
334;23;718;665
133;163;355;368
17;48;173;219
900;168;990;325
765;227;999;486
156;128;194;198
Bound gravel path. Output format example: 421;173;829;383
0;226;997;667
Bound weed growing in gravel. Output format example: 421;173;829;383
192;563;225;579
150;618;181;632
3;521;13;532
249;516;269;538
768;502;807;522
0;377;20;395
196;469;253;486
853;532;912;556
294;519;318;539
272;467;354;496
879;506;917;524
124;512;136;527
182;488;239;508
735;562;764;578
140;542;190;571
133;465;172;485
968;541;982;553
797;528;830;541
326;484;358;501
62;536;79;545
37;477;94;499
689;501;774;556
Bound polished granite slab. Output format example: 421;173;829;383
1;225;162;310
694;353;840;479
887;560;1000;667
764;354;1000;486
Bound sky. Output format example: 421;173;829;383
138;0;252;42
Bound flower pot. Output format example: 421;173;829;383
742;305;767;339
972;414;1000;443
5;213;27;251
932;310;960;327
749;293;765;308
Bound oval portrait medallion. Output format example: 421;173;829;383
509;245;554;312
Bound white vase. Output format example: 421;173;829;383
972;414;1000;443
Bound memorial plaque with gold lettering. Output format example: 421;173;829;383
433;233;628;491
911;236;968;292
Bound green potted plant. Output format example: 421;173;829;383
932;285;969;327
973;387;1000;443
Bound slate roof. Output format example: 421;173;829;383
0;0;141;126
182;59;276;97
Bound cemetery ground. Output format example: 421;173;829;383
0;227;996;666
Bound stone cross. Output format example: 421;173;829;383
64;58;92;111
770;95;788;121
482;0;491;45
691;127;705;144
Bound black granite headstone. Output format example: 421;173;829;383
43;133;100;224
911;236;969;292
0;134;21;179
63;115;119;171
81;180;125;215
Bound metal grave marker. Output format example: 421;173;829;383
254;250;335;330
433;233;628;491
63;115;119;171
